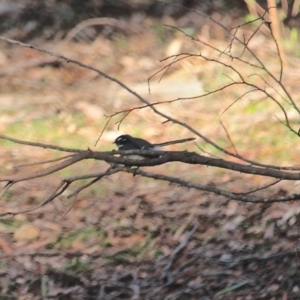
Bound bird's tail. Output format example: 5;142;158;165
155;137;195;147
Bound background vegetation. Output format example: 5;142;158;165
0;0;300;299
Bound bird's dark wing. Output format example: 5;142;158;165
128;136;154;149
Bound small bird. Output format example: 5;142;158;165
114;134;195;159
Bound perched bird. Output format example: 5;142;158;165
114;134;195;160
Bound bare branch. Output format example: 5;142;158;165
220;121;238;155
243;179;282;195
0;181;70;217
0;134;82;153
0;152;90;183
122;167;300;203
2;140;300;186
66;165;122;198
14;154;74;168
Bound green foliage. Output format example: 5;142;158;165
65;258;92;274
49;227;105;250
151;21;170;44
244;13;257;23
215;280;251;296
290;27;298;42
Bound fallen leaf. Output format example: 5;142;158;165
13;224;40;242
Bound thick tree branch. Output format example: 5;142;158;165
1;149;300;185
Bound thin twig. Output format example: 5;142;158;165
0;181;70;217
14;154;74;168
220;121;238;155
0;134;82;153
